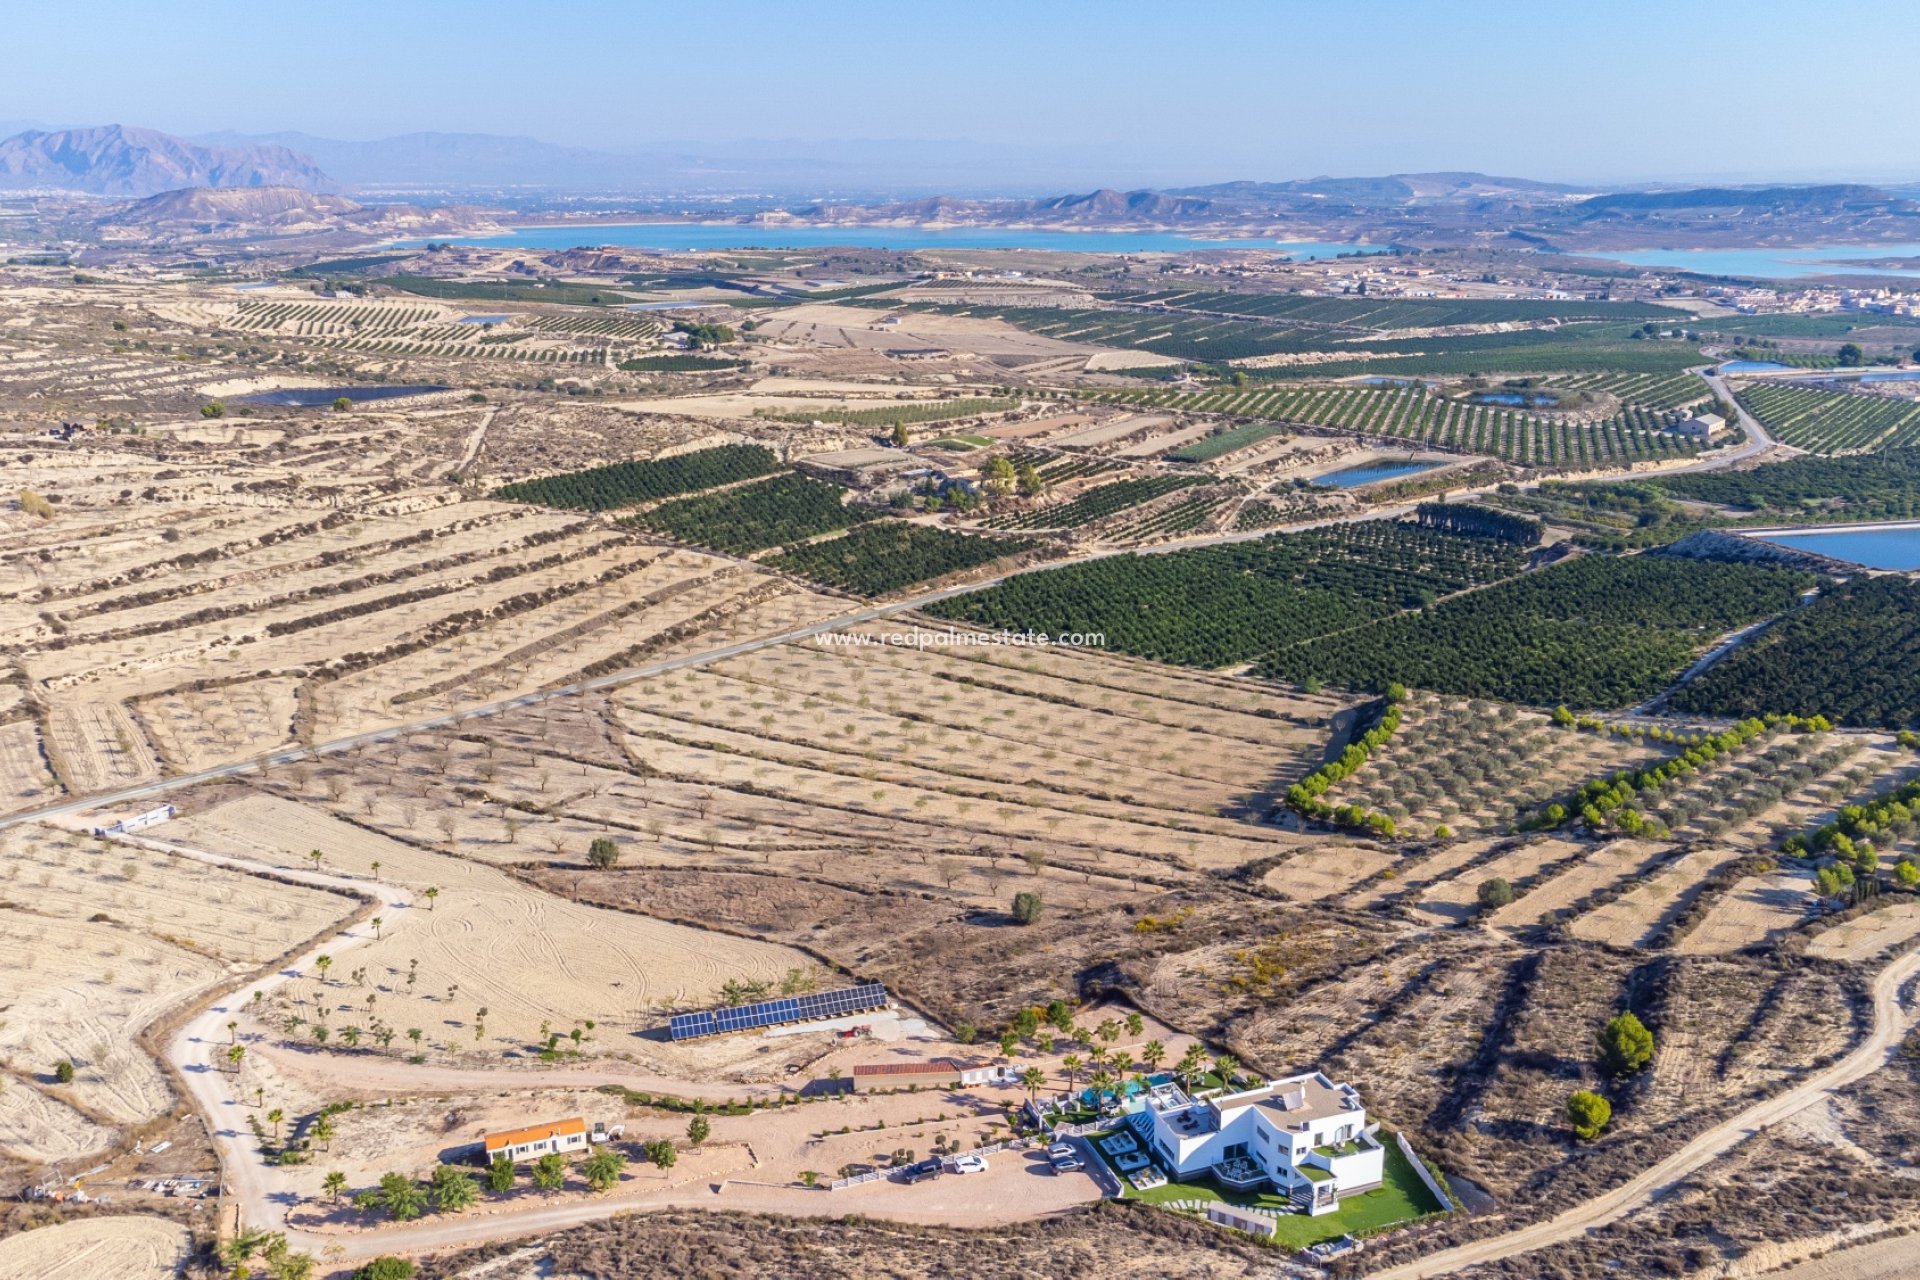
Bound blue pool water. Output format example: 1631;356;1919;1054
1606;243;1920;280
238;384;449;407
1718;360;1794;374
1754;526;1920;570
395;223;1387;257
1313;460;1444;488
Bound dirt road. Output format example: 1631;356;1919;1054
1371;945;1920;1279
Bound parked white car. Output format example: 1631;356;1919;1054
947;1153;988;1174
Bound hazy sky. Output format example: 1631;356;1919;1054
6;0;1916;187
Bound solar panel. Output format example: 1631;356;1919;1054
667;984;888;1039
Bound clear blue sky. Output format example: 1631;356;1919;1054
6;0;1916;187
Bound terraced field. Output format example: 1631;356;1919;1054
1081;384;1712;470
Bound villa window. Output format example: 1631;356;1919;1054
1224;1142;1247;1160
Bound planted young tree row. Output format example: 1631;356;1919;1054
1287;684;1408;835
1085;383;1707;469
1413;502;1544;545
1738;383;1920;454
494;445;782;511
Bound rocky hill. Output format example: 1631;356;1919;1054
0;125;331;196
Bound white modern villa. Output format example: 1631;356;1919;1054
1124;1070;1385;1214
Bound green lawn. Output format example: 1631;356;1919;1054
1089;1127;1448;1249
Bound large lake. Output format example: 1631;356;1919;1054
403;223;1384;257
1605;243;1920;280
1753;525;1920;570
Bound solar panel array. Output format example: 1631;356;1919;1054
667;982;888;1041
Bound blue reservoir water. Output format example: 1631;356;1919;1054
238;384;449;407
1467;391;1560;407
1358;375;1425;387
1755;526;1920;570
1313;460;1443;488
457;314;507;324
395;223;1386;257
1859;371;1920;383
1719;360;1794;374
1606;243;1920;280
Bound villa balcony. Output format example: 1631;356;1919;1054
1212;1156;1270;1190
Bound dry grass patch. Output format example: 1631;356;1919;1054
1410;838;1584;925
43;702;157;794
1263;844;1396;901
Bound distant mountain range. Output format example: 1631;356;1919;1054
7;124;1919;257
0;125;332;196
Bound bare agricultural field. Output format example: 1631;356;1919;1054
0;909;221;1131
1567;845;1741;948
0;1085;111;1164
171;794;817;1056
0;720;62;810
134;675;302;774
1409;837;1585;924
1807;900;1920;961
42;701;158;795
0;1216;191;1280
1675;869;1816;955
1487;838;1669;928
0;824;354;965
1263;844;1395;901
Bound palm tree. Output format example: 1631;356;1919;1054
313;1115;335;1151
1125;1012;1144;1040
1096;1019;1120;1046
1142;1040;1166;1073
370;860;382;880
341;1027;361;1048
1020;1066;1046;1101
314;955;332;984
1110;1051;1133;1077
1212;1053;1238;1087
1061;1053;1082;1093
1087;1070;1115;1104
1177;1043;1207;1089
227;1020;239;1044
226;1044;245;1074
322;1170;346;1202
267;1108;284;1143
370;916;383;940
308;848;325;871
423;887;439;912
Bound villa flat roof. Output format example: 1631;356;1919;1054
1218;1073;1360;1130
